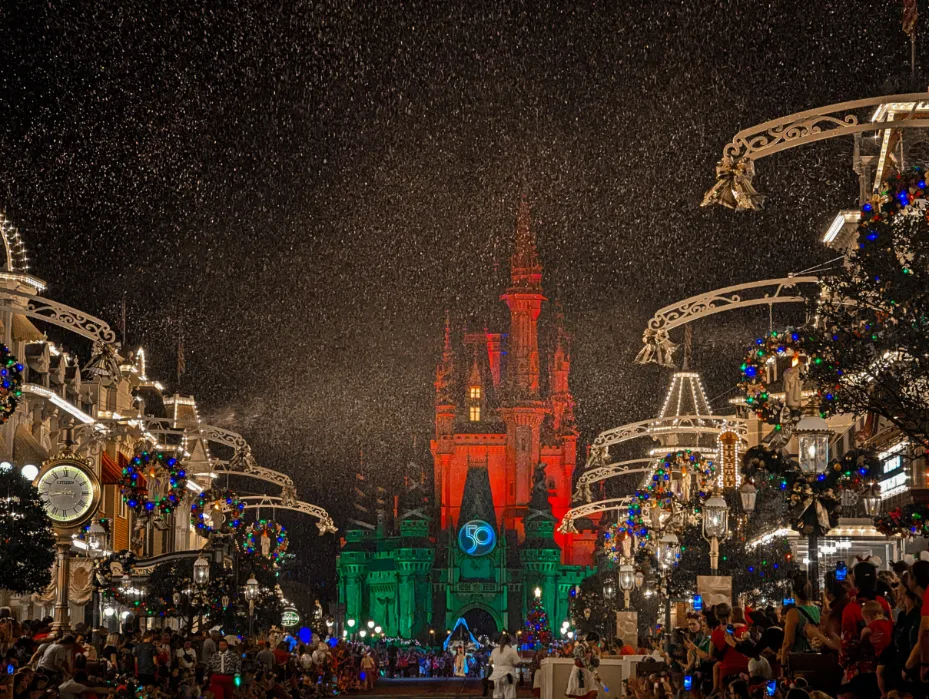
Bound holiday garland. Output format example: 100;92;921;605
0;346;24;424
190;488;247;533
875;503;929;538
241;520;289;561
120;448;188;515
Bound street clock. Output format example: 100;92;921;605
35;453;101;529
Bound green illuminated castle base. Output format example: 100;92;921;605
337;462;594;640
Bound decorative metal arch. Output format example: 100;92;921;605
85;417;296;493
572;458;656;503
592;414;747;449
0;287;118;345
206;463;295;491
719;92;929;162
559;498;631;534
637;277;818;366
239;495;337;535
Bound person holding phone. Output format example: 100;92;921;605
779;573;821;665
710;604;750;694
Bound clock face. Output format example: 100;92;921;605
37;463;97;525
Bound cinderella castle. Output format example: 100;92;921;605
336;198;597;640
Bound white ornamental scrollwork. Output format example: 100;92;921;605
717;92;929;163
573;458;657;503
0;288;118;345
239;495;337;535
559;497;632;534
592;415;746;450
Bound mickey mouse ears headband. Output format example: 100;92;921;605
849;554;883;569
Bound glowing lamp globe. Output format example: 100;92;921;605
245;575;260;602
618;563;636;592
795;416;830;475
702;493;729;540
193;554;210;585
862;484;882;517
739;481;757;514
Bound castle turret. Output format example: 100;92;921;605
499;197;548;533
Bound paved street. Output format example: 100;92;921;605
361;677;534;698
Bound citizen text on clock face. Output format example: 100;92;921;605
38;464;94;523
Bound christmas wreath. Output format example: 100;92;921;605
241;520;289;561
738;329;836;425
606;451;714;561
190;488;247;533
120;448;188;515
0;346;24;424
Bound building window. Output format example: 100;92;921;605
470;386;481;399
469;406;481;422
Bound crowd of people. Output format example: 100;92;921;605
557;557;928;699
3;556;929;698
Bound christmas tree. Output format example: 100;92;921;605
804;166;929;447
0;467;55;593
523;594;553;646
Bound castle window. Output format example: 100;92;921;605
469;406;481;422
469;386;481;399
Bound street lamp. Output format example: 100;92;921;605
796;416;830;475
795;415;831;596
739;481;757;514
193;554;210;585
245;575;259;639
702;491;729;575
618;563;635;608
634;571;644;590
367;620;375;630
86;520;106;556
602;576;616;600
658;533;680;569
359;629;367;639
862;483;882;517
374;625;382;634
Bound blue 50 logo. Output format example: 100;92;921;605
458;519;496;556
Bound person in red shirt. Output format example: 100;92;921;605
841;560;886;697
615;638;637;656
709;603;749;694
861;600;893;656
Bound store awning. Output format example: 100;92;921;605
13;424;48;467
12;314;44;343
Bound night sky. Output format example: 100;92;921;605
0;1;923;591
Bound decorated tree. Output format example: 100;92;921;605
523;594;553;647
803;165;929;447
0;466;55;593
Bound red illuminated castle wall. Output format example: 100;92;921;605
430;197;595;566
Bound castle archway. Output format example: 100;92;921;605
457;603;501;638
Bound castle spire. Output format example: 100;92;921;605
435;311;455;405
510;194;543;293
501;197;545;397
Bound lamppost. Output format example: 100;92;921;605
657;532;681;643
795;416;831;596
739;481;757;515
347;618;356;640
245;575;259;639
702;491;729;575
193;554;210;585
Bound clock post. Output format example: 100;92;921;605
51;535;74;633
35;445;103;634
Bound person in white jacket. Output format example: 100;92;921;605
488;633;522;699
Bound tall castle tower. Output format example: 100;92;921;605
430;197;585;564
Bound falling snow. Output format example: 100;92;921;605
0;1;922;586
